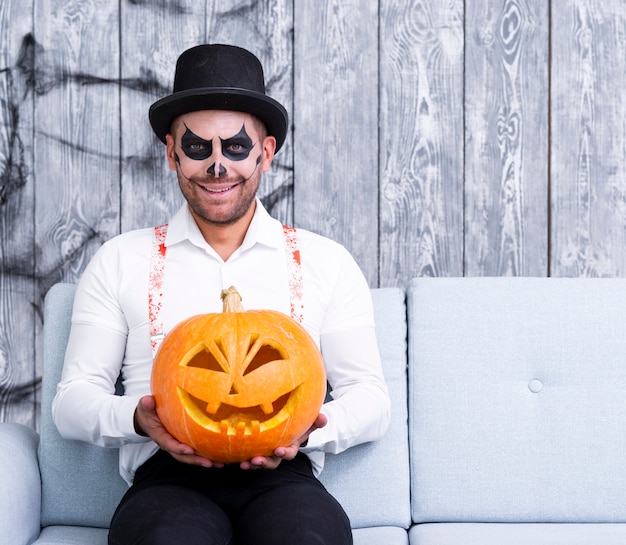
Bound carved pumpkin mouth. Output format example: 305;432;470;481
179;388;302;436
173;336;307;436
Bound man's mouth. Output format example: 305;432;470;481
199;181;244;193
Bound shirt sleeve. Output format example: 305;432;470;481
301;246;391;454
302;325;391;454
52;322;144;446
51;243;147;447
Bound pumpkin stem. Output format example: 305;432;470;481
221;286;245;312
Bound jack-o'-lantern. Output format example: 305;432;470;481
151;286;326;463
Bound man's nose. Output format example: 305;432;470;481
207;161;227;177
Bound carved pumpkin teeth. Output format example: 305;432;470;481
236;421;246;436
218;418;261;435
260;402;274;415
205;401;221;414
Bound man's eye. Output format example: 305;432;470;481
220;129;254;161
226;143;245;154
223;145;251;161
180;127;213;160
181;141;212;160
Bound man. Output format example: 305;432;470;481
52;44;390;545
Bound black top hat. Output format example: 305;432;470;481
149;44;288;152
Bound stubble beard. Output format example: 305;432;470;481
179;170;261;227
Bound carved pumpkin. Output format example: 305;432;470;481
151;286;326;463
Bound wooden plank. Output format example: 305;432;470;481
550;0;626;276
0;0;37;425
34;0;120;284
379;0;465;286
464;0;549;276
294;0;379;286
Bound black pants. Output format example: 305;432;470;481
108;450;352;545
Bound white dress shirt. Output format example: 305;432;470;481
52;199;390;485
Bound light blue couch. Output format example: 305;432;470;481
2;277;626;544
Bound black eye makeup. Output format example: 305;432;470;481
178;123;256;163
220;124;255;161
180;126;213;160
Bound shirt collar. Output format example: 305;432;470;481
165;198;284;254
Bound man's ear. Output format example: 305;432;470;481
260;135;277;173
165;133;177;171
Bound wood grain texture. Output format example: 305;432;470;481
0;0;37;425
34;0;120;284
294;0;379;286
4;0;626;426
551;0;626;276
465;0;549;275
119;0;202;232
379;0;465;286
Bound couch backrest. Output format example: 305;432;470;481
320;287;411;529
408;277;626;524
40;283;411;530
40;283;127;528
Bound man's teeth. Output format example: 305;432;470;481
205;185;235;193
203;182;241;193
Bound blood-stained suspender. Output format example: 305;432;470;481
282;225;304;324
149;223;303;357
148;224;168;355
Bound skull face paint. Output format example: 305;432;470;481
166;110;274;231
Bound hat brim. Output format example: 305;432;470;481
149;88;288;152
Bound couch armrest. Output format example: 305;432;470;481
0;423;42;545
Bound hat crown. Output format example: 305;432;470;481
173;44;266;95
149;43;288;150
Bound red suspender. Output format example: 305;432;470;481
148;224;168;355
282;225;304;324
149;223;303;357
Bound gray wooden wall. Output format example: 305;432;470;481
2;0;626;427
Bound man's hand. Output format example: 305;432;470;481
134;395;223;468
239;412;327;470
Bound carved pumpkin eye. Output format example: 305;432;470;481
151;287;326;463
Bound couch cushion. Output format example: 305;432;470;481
320;287;411;529
408;277;626;523
34;525;108;545
409;523;626;544
355;526;409;544
40;283;127;528
32;524;410;545
0;423;41;545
